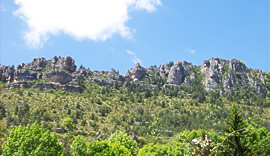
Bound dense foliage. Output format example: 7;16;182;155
1;122;63;156
0;69;269;154
2;110;270;156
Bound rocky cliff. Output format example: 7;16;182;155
0;56;269;95
0;56;85;92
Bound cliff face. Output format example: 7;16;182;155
125;57;268;95
200;58;267;94
0;56;85;92
0;56;269;95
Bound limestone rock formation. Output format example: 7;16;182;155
107;68;125;82
201;58;228;91
34;82;83;93
167;61;191;85
146;66;159;75
45;71;73;85
159;64;170;79
47;56;77;72
7;82;33;89
126;63;146;81
22;57;47;71
0;56;82;92
201;57;267;94
14;70;38;82
0;66;15;83
0;56;268;95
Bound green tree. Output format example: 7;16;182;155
62;117;75;131
72;135;87;156
139;142;184;156
245;125;270;155
2;122;63;156
223;104;248;155
109;131;139;156
173;129;224;155
88;140;131;156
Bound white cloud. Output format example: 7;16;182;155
188;49;196;54
134;0;162;12
126;50;142;64
13;0;161;48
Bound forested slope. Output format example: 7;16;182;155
0;56;270;155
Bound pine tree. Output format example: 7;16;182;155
223;104;248;155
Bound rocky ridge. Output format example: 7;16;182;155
0;56;85;92
0;56;269;95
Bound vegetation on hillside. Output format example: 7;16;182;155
0;76;270;154
1;105;270;155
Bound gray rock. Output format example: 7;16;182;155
7;81;33;89
35;82;56;89
87;77;122;87
45;71;72;84
23;57;47;71
126;63;146;81
34;82;83;93
14;70;38;82
146;66;159;75
107;68;125;81
229;58;247;73
0;65;15;83
48;56;77;72
167;61;188;85
59;85;83;93
201;58;228;91
159;64;170;79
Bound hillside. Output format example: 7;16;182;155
0;56;270;154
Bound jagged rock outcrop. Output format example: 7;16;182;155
21;57;47;71
125;63;146;81
47;56;77;72
159;64;170;79
86;77;123;87
201;58;228;91
0;56;82;92
7;82;33;89
107;68;125;82
45;71;72;84
0;66;15;83
14;70;39;82
1;56;268;95
167;61;191;85
146;66;159;75
34;82;83;93
201;57;267;94
229;58;247;73
57;56;76;72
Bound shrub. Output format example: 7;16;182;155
2;122;63;156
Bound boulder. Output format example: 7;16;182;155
14;70;38;82
23;57;47;71
45;71;72;84
0;65;15;83
7;82;33;89
167;61;188;85
107;68;125;81
146;66;159;75
229;58;247;73
126;63;146;81
48;56;77;72
201;58;228;91
159;64;170;79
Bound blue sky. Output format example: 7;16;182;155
0;0;269;74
